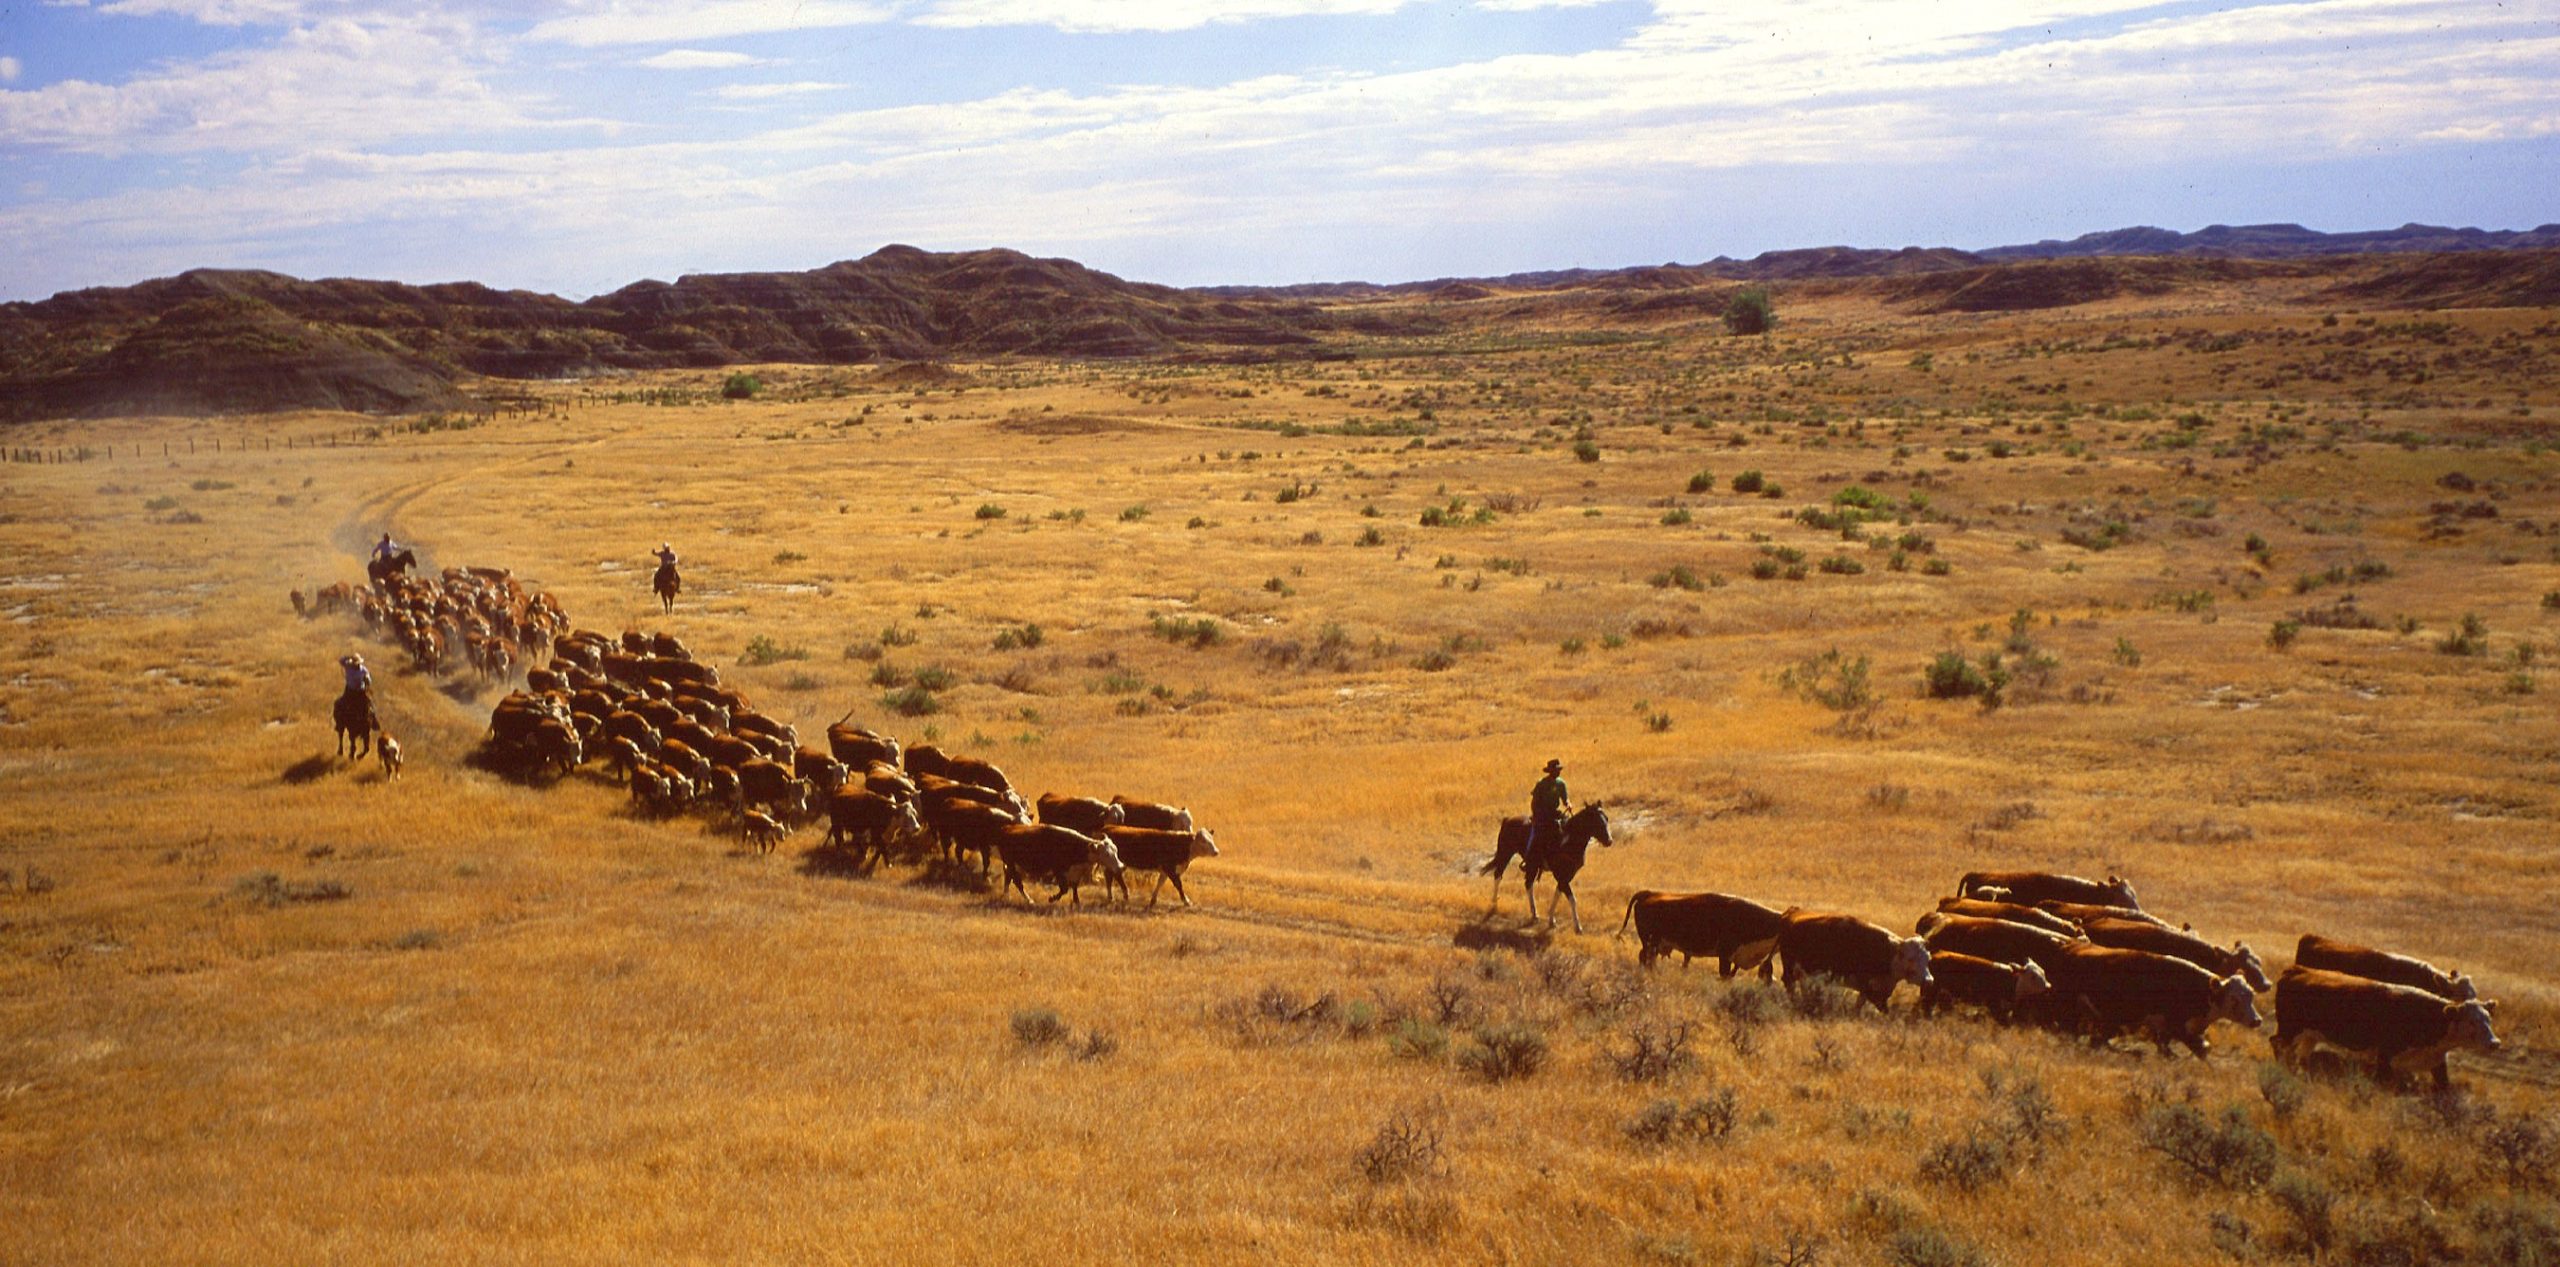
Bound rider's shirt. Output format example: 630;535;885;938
343;664;372;693
1530;775;1569;823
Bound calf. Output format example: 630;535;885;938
376;733;404;781
742;808;790;855
1038;793;1125;837
1615;891;1788;977
994;823;1123;905
2293;933;2476;1001
2082;917;2270;992
1776;910;1933;1011
1929;896;2080;938
2044;943;2260;1060
2273;966;2499;1089
1101;825;1219;906
1959;869;2139;910
1918;951;2050;1023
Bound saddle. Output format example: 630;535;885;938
654;563;681;588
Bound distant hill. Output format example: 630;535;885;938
7;226;2559;422
0;246;1367;422
1978;222;2560;261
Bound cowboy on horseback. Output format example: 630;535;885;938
651;543;681;613
1529;757;1570;853
334;653;378;759
371;533;399;565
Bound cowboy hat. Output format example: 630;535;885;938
1542;758;1563;774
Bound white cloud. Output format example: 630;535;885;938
635;48;771;69
0;56;21;84
95;0;317;24
914;0;1409;33
0;16;562;155
713;81;850;99
527;1;897;46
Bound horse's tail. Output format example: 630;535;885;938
1614;890;1653;939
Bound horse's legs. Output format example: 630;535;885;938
1560;881;1582;934
1523;867;1542;922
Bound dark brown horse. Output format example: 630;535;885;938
653;562;681;614
366;547;416;588
333;688;376;760
1481;802;1612;932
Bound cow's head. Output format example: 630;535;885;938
2229;942;2272;993
2445;999;2501;1053
1088;836;1126;880
1891;935;1933;986
2449;971;2481;1002
2103;874;2139;908
1189;828;1221;861
2211;974;2262;1029
2012;960;2052;1002
1974;885;2013;903
1104;801;1129;825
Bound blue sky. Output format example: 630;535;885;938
1;0;2553;302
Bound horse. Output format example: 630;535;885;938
367;547;416;588
1480;802;1612;932
653;562;681;614
333;688;376;761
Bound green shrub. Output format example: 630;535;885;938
2268;619;2301;651
1724;286;1775;336
740;635;809;666
1660;506;1692;526
1459;1023;1549;1082
1923;651;2004;703
721;372;762;399
1685;470;1715;494
883;686;940;716
1731;470;1766;494
1573;439;1601;463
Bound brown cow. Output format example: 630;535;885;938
1615;891;1788;977
824;788;922;864
1918;951;2050;1023
1037;793;1125;837
2273;966;2499;1089
2044;943;2260;1059
1959;870;2139;909
2037;900;2171;930
1929;896;2081;938
994;823;1122;906
2082;917;2271;992
1776;910;1933;1011
927;798;1019;877
1100;825;1219;906
827;720;901;769
2293;934;2476;1001
902;742;952;780
1920;914;2084;974
792;746;849;794
737;758;813;820
1111;796;1194;832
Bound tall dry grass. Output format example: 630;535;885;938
3;291;2556;1263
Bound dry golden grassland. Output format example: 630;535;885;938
4;283;2558;1265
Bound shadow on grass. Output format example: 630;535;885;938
796;845;876;881
281;754;337;785
1452;922;1552;955
905;855;995;896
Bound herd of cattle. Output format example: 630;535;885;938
479;626;1221;908
297;562;566;682
1617;869;2503;1089
310;563;2506;1091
